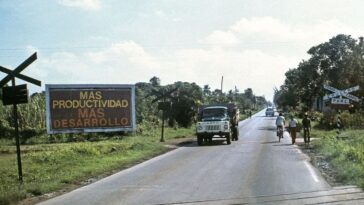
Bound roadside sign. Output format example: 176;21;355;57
323;85;360;102
0;53;40;87
331;98;350;105
46;84;136;134
323;93;338;101
2;84;29;105
341;92;360;102
0;52;40;182
323;84;338;93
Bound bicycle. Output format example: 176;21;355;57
277;126;283;142
303;127;310;144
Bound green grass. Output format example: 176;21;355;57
0;126;194;205
310;129;364;189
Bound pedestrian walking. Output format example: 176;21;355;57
276;112;285;138
288;115;298;144
302;112;311;144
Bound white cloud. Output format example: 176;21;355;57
163;47;299;100
172;18;183;22
57;0;101;10
154;10;183;23
155;10;166;18
29;17;364;101
86;41;160;69
231;16;291;39
29;41;163;93
201;30;239;47
229;17;364;48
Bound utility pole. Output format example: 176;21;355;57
160;97;166;142
221;76;224;93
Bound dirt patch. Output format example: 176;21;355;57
164;137;195;147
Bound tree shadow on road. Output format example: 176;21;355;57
261;141;279;144
178;139;230;147
258;126;276;131
273;143;293;147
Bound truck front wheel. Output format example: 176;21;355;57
233;127;239;141
226;134;231;145
197;135;203;146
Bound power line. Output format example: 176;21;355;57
0;41;309;52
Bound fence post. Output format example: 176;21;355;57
336;110;341;139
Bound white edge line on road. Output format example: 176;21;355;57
294;145;319;183
304;161;320;182
297;148;302;154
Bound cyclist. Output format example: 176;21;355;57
302;112;311;144
275;112;285;138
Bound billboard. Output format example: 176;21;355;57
45;84;136;134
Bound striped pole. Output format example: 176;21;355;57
336;111;341;139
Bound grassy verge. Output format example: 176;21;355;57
309;128;364;189
0;127;194;205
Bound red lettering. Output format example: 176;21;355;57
69;119;75;127
76;119;83;127
84;119;90;127
61;119;68;128
121;118;128;126
53;120;61;128
100;118;107;126
92;118;98;126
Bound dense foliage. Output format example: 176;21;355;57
0;77;267;143
311;130;364;189
274;34;364;111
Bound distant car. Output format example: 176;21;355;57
265;107;274;116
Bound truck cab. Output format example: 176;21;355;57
196;104;239;145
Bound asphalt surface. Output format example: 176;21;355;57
39;110;363;205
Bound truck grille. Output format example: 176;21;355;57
206;125;220;131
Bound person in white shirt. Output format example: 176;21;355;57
275;113;285;137
288;115;298;144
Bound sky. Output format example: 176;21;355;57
1;0;364;101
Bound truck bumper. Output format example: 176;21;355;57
196;132;230;137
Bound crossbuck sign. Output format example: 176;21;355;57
323;85;360;103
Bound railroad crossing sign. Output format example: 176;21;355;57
2;84;29;105
0;52;41;182
323;84;360;103
331;98;350;105
0;52;40;87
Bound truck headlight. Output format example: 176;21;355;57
198;125;203;130
224;124;229;130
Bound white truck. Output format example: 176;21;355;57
196;103;239;145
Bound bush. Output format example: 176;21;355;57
317;110;364;130
314;130;364;188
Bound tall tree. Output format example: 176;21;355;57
149;76;161;87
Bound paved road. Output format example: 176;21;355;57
39;110;363;205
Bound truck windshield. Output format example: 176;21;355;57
202;109;227;119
